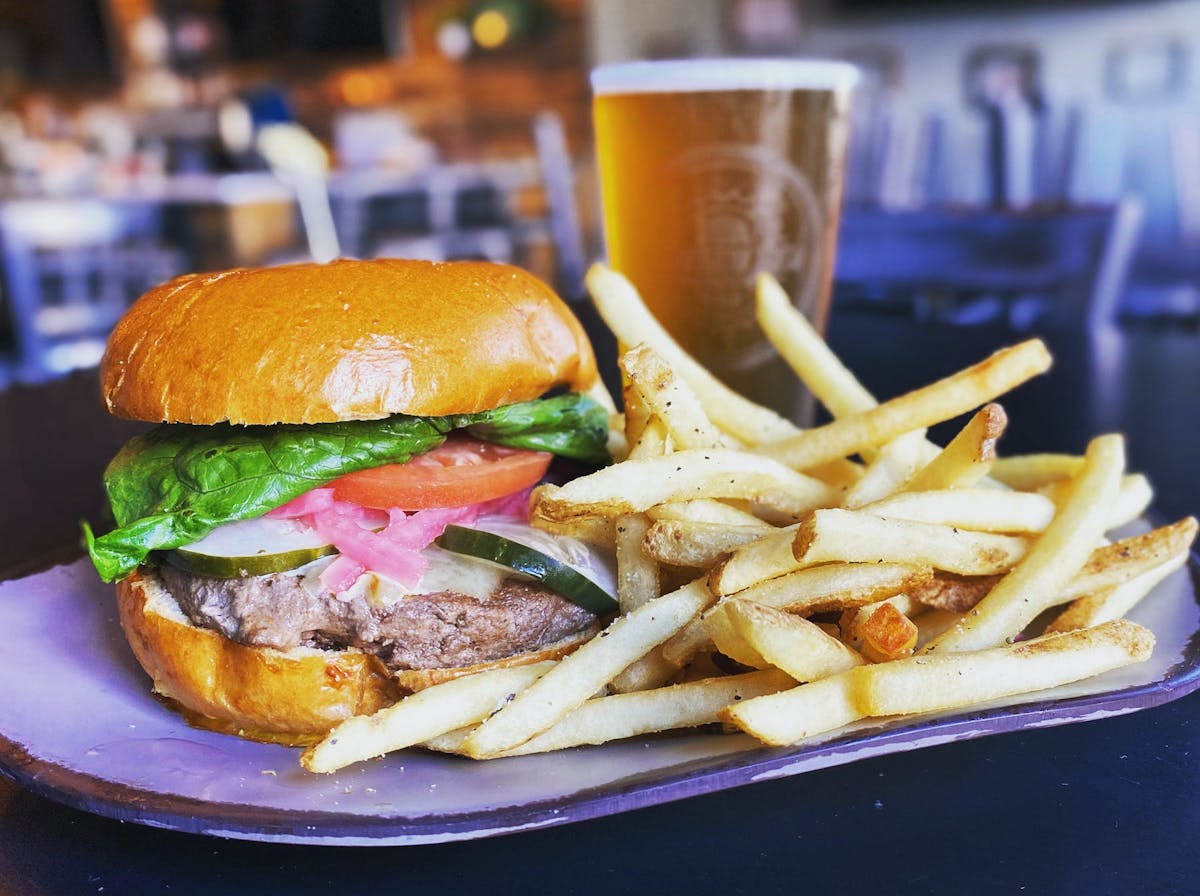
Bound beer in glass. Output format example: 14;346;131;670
591;59;857;421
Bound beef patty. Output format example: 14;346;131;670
159;564;600;671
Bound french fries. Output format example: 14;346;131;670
621;343;731;451
857;602;920;662
926;434;1125;653
429;670;794;758
532;450;840;523
901;403;1006;492
723;620;1154;745
298;266;1191;774
793;508;1031;575
301;662;555;773
458;580;714;758
706;599;865;681
760;339;1053;471
643;519;771;568
587;264;799;445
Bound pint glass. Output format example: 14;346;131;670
591;59;857;421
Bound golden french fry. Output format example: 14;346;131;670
840;593;924;649
703;601;773;669
927;433;1125;653
732;562;932;615
859;619;1154;716
667;562;929;669
725;619;1153;746
990;453;1083;490
615;513;660;614
533;450;839;523
714;599;866;681
647;499;770;527
760;340;1052;471
902;403;1007;492
842;429;929;509
803;457;866;490
857;602;919;663
527;487;615;547
757;273;974;486
458;580;714;758
708;524;804;595
620;372;653;453
627;416;670;459
1063;517;1197;601
463;670;794;758
643;519;773;568
755;272;877;418
1047;552;1189;633
622;343;731;450
913;607;962;648
608;645;680;694
862;489;1057;534
720;670;863;746
301;661;555;773
793;508;1031;575
910;517;1200;614
1039;472;1154;532
587;264;799;445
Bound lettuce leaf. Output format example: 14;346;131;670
85;393;608;583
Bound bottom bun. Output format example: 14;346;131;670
116;569;596;746
117;570;403;745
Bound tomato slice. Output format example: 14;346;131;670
329;436;552;511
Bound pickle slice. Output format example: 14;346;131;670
162;516;340;578
436;525;619;615
164;543;337;578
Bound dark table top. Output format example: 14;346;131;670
0;309;1197;895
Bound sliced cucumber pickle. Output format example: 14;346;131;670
436;525;619;615
165;543;336;578
163;516;338;578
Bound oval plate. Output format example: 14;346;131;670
0;555;1196;846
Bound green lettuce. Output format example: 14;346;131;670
85;393;608;583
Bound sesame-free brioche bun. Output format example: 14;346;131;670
100;258;598;425
116;570;402;745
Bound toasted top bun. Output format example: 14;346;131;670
101;258;598;425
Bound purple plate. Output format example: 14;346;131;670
0;555;1197;846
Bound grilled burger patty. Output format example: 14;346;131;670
159;564;600;672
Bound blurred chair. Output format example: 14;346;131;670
530;110;588;300
338;164;519;264
0;198;181;380
834;197;1144;330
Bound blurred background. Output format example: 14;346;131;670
0;0;1196;382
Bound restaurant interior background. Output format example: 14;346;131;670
0;0;1197;383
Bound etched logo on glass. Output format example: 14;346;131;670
671;144;822;370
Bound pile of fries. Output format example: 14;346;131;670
299;264;1196;773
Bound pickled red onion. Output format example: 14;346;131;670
268;487;533;593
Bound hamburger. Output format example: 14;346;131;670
85;258;615;745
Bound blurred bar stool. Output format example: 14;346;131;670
0;198;182;381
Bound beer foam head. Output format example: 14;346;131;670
591;58;859;95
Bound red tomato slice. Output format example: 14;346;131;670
330;437;552;510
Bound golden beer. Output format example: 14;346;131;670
592;60;856;418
